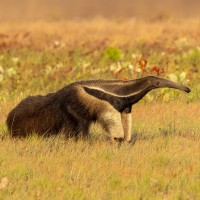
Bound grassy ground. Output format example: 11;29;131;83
0;18;200;199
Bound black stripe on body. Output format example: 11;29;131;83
83;86;149;112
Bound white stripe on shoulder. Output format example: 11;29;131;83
83;85;141;97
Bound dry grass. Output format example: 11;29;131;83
0;102;200;199
132;101;200;138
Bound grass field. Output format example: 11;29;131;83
0;18;200;199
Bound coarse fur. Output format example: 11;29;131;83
6;76;191;141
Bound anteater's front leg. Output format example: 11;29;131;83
121;107;132;142
99;109;124;141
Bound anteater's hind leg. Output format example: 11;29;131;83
98;109;124;141
75;122;90;140
63;116;90;140
121;107;132;142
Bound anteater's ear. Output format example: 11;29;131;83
155;81;160;87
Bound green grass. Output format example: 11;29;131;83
0;19;200;199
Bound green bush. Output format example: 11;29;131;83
103;47;123;61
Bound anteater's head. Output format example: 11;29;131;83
147;76;191;93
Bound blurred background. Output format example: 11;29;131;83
0;0;200;21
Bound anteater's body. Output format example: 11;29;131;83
7;76;190;141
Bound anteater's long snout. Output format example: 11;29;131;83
158;78;191;93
